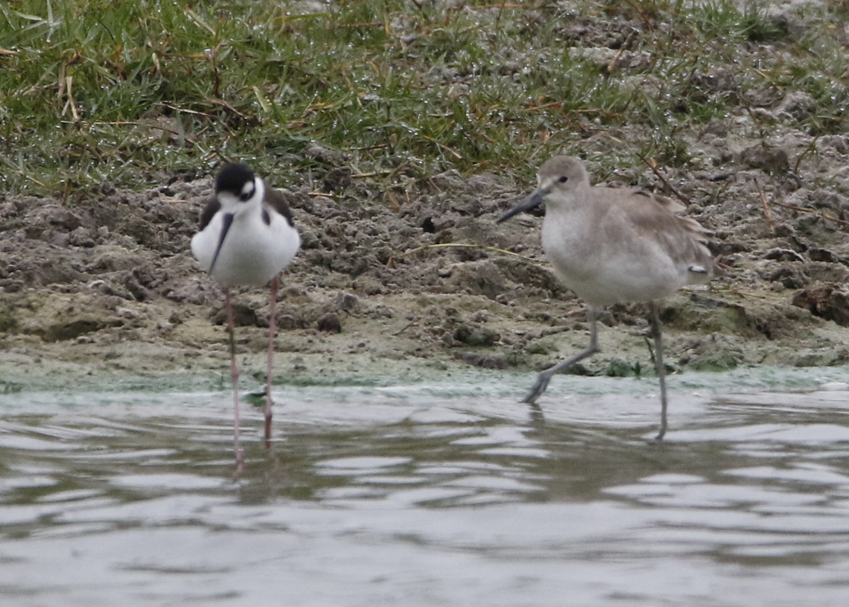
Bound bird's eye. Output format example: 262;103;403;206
239;190;253;201
558;176;569;183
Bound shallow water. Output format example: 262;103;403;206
2;367;849;606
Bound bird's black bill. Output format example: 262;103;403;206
208;212;235;275
496;189;545;223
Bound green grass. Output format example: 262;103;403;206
1;0;848;198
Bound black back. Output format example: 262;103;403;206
263;184;295;228
198;197;221;230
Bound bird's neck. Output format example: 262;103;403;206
547;186;589;214
252;178;265;204
233;179;266;219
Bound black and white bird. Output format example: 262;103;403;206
192;163;300;471
498;156;717;439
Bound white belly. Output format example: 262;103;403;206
552;263;686;306
191;211;300;287
542;213;689;306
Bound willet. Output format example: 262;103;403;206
191;163;301;471
497;156;716;439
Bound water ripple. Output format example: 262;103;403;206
1;372;849;605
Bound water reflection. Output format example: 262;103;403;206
1;373;849;606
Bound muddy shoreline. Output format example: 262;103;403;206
2;133;849;394
4;3;849;394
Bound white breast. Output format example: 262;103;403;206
541;206;691;306
191;208;300;288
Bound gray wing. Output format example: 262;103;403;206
622;190;715;276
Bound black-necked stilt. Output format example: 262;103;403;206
192;163;300;471
498;156;717;439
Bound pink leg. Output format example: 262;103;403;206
225;288;244;475
264;276;279;447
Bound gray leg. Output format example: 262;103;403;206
523;307;601;405
649;301;668;440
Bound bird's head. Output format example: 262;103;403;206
497;156;589;223
215;163;264;213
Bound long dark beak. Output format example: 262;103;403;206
208;212;234;275
496;189;545;224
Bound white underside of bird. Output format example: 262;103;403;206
538;183;713;307
191;192;300;288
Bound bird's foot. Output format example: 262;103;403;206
521;372;552;405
